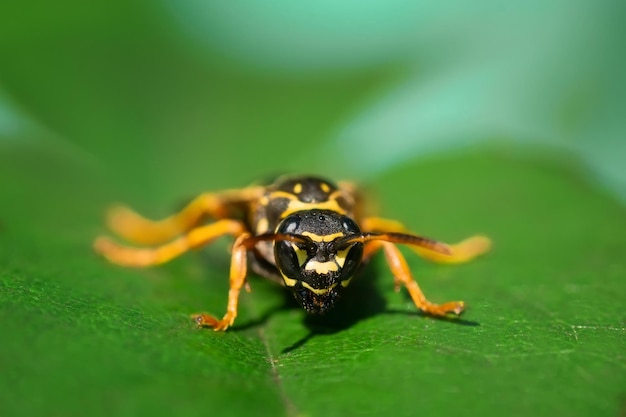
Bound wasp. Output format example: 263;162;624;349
94;175;491;331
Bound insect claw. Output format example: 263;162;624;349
191;313;219;328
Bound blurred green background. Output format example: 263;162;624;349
1;1;625;417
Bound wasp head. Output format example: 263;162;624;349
273;209;363;314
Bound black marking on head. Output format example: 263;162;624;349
274;176;338;203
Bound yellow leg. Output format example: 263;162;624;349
361;217;491;264
192;233;252;331
106;186;264;245
94;219;247;267
380;241;464;316
362;240;383;263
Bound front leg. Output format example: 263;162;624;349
360;238;464;316
340;229;482;317
380;241;465;316
192;233;252;331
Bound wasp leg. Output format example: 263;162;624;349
374;240;465;316
106;186;264;245
192;233;252;331
94;219;247;267
361;217;491;264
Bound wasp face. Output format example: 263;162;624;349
274;210;364;314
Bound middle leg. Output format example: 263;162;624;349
192;232;253;331
94;219;247;267
106;186;264;245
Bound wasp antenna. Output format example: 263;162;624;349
384;232;452;255
337;232;452;255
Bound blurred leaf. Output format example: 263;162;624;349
1;146;624;417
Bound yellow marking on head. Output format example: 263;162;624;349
341;277;353;287
301;231;345;242
320;182;330;193
256;217;269;234
259;195;270;206
280;198;348;218
335;247;350;268
291;244;308;267
302;281;338;295
281;274;298;287
305;260;339;274
293;183;303;194
267;190;301;201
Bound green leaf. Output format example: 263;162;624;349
1;2;624;416
1;146;624;417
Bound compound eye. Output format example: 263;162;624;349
278;215;300;234
341;216;361;235
274;241;305;281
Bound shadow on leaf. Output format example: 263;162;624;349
280;262;481;353
227;258;480;352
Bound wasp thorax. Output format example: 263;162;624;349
274;209;364;314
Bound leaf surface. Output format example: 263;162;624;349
1;148;624;417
